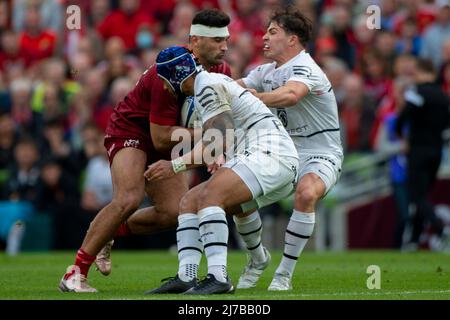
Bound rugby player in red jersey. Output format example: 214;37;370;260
59;9;232;293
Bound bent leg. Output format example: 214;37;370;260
81;147;147;256
125;172;189;235
271;171;327;290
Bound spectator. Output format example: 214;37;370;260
352;14;376;68
80;123;112;212
0;111;18;191
3;137;40;202
98;37;139;88
13;0;62;33
97;0;157;51
395;17;422;56
359;50;393;105
68;51;95;84
18;3;57;65
393;53;417;80
374;77;410;248
38;117;80;178
158;1;197;49
328;5;356;69
0;0;11;30
396;58;450;251
34;158;82;249
375;31;397;75
88;0;111;28
94;76;133;132
0;30;29;76
420;0;450;69
9;77;34;133
228;0;265;52
339;73;377;152
67;91;93;151
31;58;80;120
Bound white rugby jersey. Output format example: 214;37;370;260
194;71;297;158
242;50;343;161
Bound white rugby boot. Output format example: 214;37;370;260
268;271;293;291
59;266;98;293
237;247;271;289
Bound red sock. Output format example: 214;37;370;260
71;248;96;278
116;222;131;237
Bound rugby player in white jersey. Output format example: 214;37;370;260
236;6;344;291
143;45;299;294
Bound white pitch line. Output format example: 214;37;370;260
232;289;450;299
134;289;450;300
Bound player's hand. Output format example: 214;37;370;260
247;88;258;95
207;154;226;174
144;160;175;181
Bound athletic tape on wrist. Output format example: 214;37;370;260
172;157;187;173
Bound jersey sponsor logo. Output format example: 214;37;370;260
287;125;309;135
263;79;272;85
277;109;288;127
123;139;140;148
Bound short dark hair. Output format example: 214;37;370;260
192;9;230;28
415;58;435;74
269;6;313;46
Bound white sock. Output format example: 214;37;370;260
233;211;266;263
198;206;229;283
276;210;315;277
177;213;202;282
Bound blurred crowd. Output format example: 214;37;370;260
0;0;450;251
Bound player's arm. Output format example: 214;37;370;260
150;123;194;152
145;111;234;181
254;81;309;108
176;111;234;169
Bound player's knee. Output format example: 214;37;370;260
154;200;179;217
179;192;197;214
197;186;223;208
295;187;320;208
113;193;142;217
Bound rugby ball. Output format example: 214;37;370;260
180;96;200;128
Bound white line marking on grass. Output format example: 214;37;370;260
135;289;450;300
233;289;450;298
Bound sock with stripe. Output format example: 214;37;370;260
198;206;229;283
276;210;315;277
177;213;203;282
68;248;96;278
233;210;266;263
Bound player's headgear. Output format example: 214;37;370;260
156;46;200;95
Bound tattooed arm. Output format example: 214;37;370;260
144;111;234;181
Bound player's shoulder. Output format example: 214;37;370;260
196;70;230;86
288;51;323;76
137;64;158;86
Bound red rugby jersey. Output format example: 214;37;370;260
106;62;231;139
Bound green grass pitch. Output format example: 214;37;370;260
0;250;449;300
